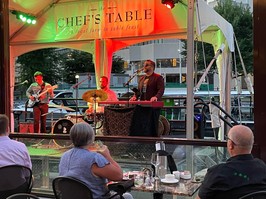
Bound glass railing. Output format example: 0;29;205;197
10;133;228;198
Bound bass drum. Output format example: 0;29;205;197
52;118;74;147
53;119;74;135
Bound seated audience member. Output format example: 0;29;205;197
196;125;266;199
59;122;133;199
0;114;32;168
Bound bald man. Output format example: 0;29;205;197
196;125;266;199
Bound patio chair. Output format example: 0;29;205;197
238;190;266;199
6;193;40;199
53;176;132;199
53;176;94;199
0;165;32;199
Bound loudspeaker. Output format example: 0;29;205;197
19;122;34;133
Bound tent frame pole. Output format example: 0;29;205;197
186;0;195;139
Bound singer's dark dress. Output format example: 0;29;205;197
130;72;165;137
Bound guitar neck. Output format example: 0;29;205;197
38;88;51;98
37;85;57;98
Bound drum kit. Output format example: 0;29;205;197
50;89;107;139
82;89;107;132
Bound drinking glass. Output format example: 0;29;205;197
88;140;104;152
151;153;160;177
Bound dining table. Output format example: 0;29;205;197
125;171;202;199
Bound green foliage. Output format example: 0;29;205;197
214;0;253;74
194;41;215;72
16;48;63;85
181;40;215;73
16;48;125;86
60;50;94;84
182;0;253;75
112;55;125;74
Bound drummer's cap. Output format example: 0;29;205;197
34;71;43;77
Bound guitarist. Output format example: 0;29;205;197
26;71;54;133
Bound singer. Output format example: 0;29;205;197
130;59;165;102
26;71;55;133
129;59;165;137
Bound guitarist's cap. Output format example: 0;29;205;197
34;71;43;77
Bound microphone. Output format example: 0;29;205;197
22;80;28;84
134;67;144;73
11;80;28;88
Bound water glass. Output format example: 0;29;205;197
151;153;160;177
88;140;104;152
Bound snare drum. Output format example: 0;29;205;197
85;112;104;123
65;114;84;123
84;112;104;129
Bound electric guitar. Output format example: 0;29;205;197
28;85;58;107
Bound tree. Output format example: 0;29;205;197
181;40;214;72
16;48;125;89
60;50;94;84
215;0;253;74
16;48;63;85
60;50;125;84
112;55;125;74
182;0;253;76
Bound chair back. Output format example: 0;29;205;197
6;193;39;199
53;176;93;199
239;191;266;199
0;165;32;199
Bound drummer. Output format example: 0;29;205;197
86;76;118;114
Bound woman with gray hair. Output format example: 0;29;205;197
59;122;133;199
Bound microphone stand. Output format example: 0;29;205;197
73;75;91;123
123;72;139;105
72;76;91;89
74;76;79;123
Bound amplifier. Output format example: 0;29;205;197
19;122;34;133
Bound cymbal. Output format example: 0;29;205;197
82;89;108;103
48;104;75;111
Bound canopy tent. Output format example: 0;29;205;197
8;0;234;134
